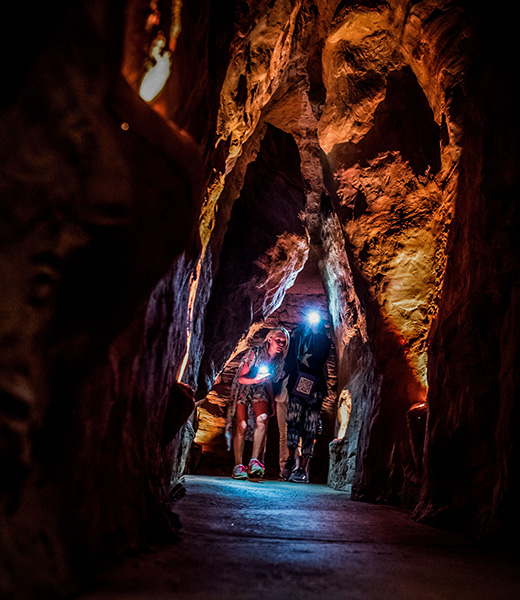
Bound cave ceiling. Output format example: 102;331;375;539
115;0;478;424
152;0;464;391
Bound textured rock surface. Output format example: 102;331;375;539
190;0;502;516
192;123;309;396
413;7;520;537
0;2;205;598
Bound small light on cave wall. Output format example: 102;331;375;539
336;389;352;440
139;34;172;103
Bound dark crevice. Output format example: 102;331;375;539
197;124;307;397
331;67;441;177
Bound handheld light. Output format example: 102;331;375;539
258;364;270;376
306;310;321;326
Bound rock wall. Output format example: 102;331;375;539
195;0;449;505
414;7;520;538
189;0;520;535
195;124;309;395
0;1;210;597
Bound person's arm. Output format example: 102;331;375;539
284;331;300;390
238;350;270;385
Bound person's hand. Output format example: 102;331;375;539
238;363;271;385
253;365;271;382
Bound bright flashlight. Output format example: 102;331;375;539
258;365;270;376
307;310;321;325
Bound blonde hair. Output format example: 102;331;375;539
262;327;290;381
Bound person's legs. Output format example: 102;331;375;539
301;394;321;454
286;395;303;451
238;399;268;479
276;398;289;474
282;395;303;479
293;393;322;481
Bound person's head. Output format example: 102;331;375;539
263;327;290;359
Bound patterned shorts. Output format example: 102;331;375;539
236;383;269;406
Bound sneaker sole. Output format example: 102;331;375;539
288;474;309;483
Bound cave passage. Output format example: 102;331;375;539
191;258;338;484
76;475;520;600
3;2;520;598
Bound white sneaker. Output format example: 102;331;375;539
248;458;265;479
232;464;248;480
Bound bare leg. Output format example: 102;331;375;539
233;404;247;465
251;401;269;461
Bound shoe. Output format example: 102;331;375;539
288;467;309;484
280;457;295;481
232;464;248;480
247;458;265;480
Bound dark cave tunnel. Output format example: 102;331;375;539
1;1;520;598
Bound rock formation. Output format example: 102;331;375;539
1;0;519;597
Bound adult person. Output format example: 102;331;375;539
226;327;290;480
281;310;331;483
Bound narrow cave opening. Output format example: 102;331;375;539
187;122;343;485
191;257;338;484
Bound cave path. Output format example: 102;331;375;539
78;475;520;599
